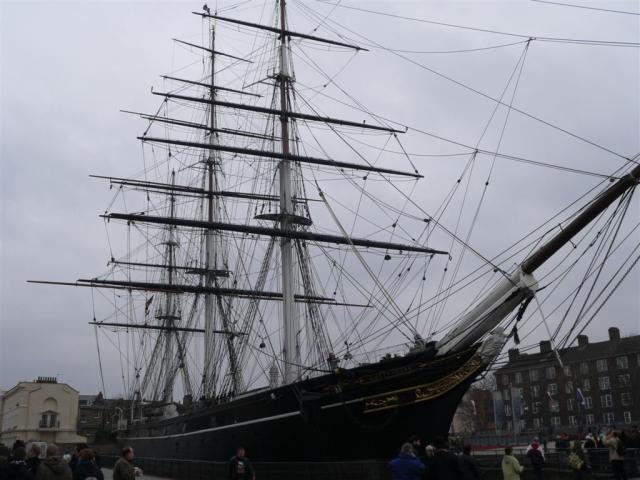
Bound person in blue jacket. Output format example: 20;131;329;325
389;443;426;480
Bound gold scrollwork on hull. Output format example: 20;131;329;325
364;354;483;413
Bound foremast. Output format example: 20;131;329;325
202;22;242;398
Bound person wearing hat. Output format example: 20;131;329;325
526;439;545;480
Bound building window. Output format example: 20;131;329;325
583;379;591;391
531;385;540;398
586;414;594;425
546;367;556;379
515;372;523;384
618;374;631;387
39;413;57;428
616;356;628;369
504;389;511;400
621;393;633;406
565;381;573;394
548;383;558;395
563;365;572;377
502;375;509;386
580;362;589;375
598;377;610;390
567;399;574;411
623;411;632;424
532;402;541;414
505;404;512;416
551;416;561;427
601;394;613;408
569;415;577;426
550;401;560;413
585;397;593;409
603;412;615;424
530;370;539;382
596;359;608;372
533;418;542;429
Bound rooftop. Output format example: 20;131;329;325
498;327;640;372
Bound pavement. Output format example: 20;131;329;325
102;468;173;480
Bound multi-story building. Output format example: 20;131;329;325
495;327;640;434
0;377;87;445
77;392;128;443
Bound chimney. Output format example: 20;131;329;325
577;335;589;347
508;348;520;362
608;327;620;341
539;340;552;353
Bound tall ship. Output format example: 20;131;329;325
32;1;639;461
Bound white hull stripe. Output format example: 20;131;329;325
120;411;300;440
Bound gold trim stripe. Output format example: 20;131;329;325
364;354;483;413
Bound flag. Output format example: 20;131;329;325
145;295;154;315
493;390;505;431
576;387;586;410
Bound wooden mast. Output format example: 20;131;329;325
278;0;299;385
203;21;219;399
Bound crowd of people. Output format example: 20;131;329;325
389;426;640;480
0;441;130;480
388;435;482;480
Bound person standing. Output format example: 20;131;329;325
35;444;72;480
229;447;255;480
567;441;589;480
409;435;426;464
425;437;461;480
501;447;524;480
604;430;628;480
113;447;142;480
73;449;104;480
526;440;545;480
3;446;31;480
25;443;42;477
458;445;480;480
388;443;425;480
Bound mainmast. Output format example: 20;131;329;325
203;23;220;398
278;0;300;384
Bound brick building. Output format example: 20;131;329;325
77;393;128;443
495;327;640;434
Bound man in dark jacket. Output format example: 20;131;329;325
4;446;31;480
389;443;425;480
68;444;87;475
526;440;545;480
425;437;461;480
229;447;255;480
113;447;141;480
26;443;42;477
458;445;480;480
35;444;72;480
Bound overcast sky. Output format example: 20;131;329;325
1;0;639;397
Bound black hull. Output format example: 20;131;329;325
120;346;485;461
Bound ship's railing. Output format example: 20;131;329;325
345;342;411;366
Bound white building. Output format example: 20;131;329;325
0;377;86;445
